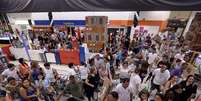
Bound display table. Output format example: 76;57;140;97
28;50;44;61
9;47;29;60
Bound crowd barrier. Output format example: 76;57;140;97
9;47;29;60
28;50;44;61
9;46;85;65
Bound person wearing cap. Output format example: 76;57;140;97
2;63;19;80
0;90;6;101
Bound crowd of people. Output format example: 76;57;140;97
12;29;84;52
1;28;201;101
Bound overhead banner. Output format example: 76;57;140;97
1;0;201;12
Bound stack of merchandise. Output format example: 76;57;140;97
186;13;201;51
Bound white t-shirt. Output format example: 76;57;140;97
61;68;76;79
174;53;184;60
141;49;149;60
106;62;110;70
129;73;141;95
33;39;40;46
2;69;19;80
68;68;76;76
79;66;88;80
148;53;158;64
119;66;131;79
128;64;136;71
114;83;131;101
44;68;54;81
94;58;104;68
153;68;170;85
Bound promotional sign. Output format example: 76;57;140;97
19;32;31;61
130;25;160;39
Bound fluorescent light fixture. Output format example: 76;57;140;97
15;20;29;25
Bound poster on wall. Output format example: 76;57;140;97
130;26;160;39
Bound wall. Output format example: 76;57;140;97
7;12;136;27
7;11;173;30
169;11;192;20
7;13;32;33
139;11;171;21
52;12;134;20
138;11;171;31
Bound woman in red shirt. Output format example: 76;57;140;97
18;58;30;79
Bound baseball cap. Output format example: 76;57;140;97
0;90;6;97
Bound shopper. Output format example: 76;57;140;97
170;59;182;77
129;68;141;97
30;61;44;82
148;61;170;92
99;63;112;86
163;75;177;93
180;75;197;101
181;63;195;80
104;91;119;101
2;63;19;80
85;68;97;101
5;77;20;100
165;84;182;101
19;79;39;101
119;61;131;82
138;89;149;101
18;58;30;79
44;63;58;82
64;63;76;79
0;90;6;101
64;75;83;99
154;93;164;101
114;78;132;101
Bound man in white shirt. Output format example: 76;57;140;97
114;78;132;101
2;63;19;80
148;52;158;65
129;68;141;97
44;63;58;82
149;61;170;92
94;54;104;69
79;62;89;80
68;63;77;76
119;62;132;82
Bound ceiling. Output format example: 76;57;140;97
1;0;201;13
